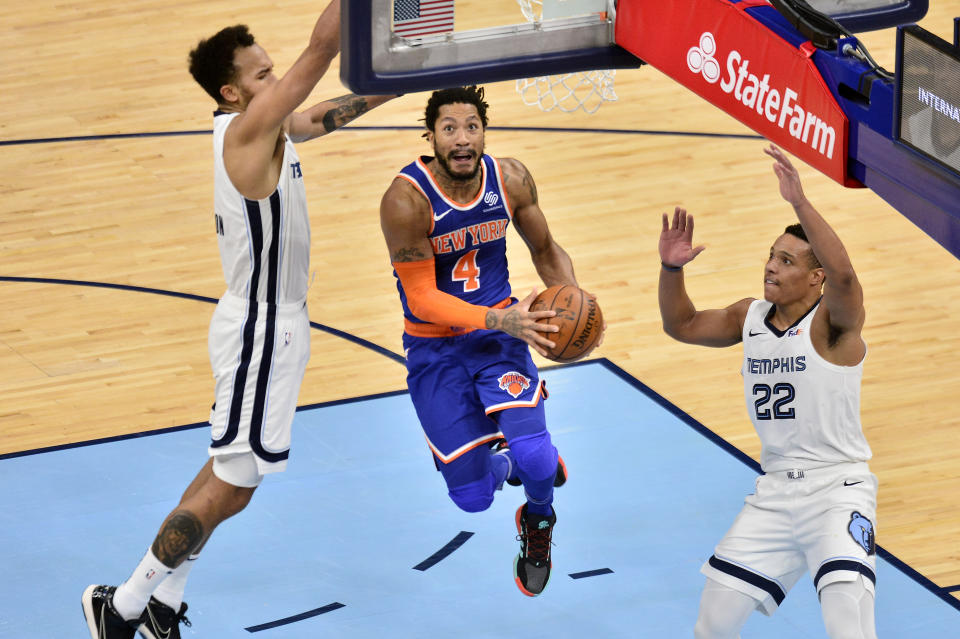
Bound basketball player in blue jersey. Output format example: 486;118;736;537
658;145;877;639
380;86;601;597
82;4;397;638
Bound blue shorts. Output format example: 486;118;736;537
403;329;547;465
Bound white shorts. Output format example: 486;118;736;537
207;292;310;479
701;462;878;616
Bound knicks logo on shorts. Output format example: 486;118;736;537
498;371;531;398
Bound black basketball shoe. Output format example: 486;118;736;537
513;503;557;596
139;596;191;639
81;585;140;639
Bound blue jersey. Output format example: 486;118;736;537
394;155;514;335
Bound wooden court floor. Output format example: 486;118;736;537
1;0;958;605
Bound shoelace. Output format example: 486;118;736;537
521;520;553;564
147;601;193;631
178;609;192;628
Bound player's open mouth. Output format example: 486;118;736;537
451;152;474;163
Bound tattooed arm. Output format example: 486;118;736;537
379;177;558;354
499;157;577;288
287;93;398;142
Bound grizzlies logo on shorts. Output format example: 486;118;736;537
848;511;876;555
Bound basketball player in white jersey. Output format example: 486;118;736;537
658;145;877;639
82;4;397;638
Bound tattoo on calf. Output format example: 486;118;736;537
152;511;204;567
391;247;427;262
322;95;370;133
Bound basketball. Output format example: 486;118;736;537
530;285;603;362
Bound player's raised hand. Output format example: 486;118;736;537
659;206;705;268
486;289;558;357
765;144;807;208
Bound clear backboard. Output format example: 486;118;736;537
340;0;643;95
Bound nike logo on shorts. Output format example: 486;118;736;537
843;480;864;486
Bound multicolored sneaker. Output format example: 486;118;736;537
81;585;140;639
138;596;191;639
513;503;557;597
493;439;568;487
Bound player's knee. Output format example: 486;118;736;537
448;475;496;513
694;579;756;639
212;452;264;489
508;430;557;481
693;611;738;639
820;581;875;639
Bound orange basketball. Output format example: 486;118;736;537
530;285;603;362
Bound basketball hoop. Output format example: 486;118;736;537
514;0;618;113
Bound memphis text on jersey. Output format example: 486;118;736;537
746;356;806;375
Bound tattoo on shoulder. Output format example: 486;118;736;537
521;166;538;205
322;95;370;133
392;247;428;262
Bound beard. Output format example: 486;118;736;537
433;143;483;182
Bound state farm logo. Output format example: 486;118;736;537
687;32;720;83
685;31;837;160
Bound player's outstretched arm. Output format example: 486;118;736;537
658;207;750;347
287;93;399;143
765;145;864;339
502;157;608;347
231;1;341;149
380;178;558;356
500;158;577;288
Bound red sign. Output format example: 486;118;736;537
616;0;859;186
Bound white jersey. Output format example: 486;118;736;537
212;111;310;304
741;299;871;472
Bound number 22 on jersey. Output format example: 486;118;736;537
753;382;796;420
452;249;480;292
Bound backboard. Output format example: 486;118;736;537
340;0;643;95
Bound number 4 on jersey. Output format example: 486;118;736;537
452;249;480;292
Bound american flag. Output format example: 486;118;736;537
393;0;455;38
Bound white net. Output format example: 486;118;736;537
516;71;617;113
514;0;618;113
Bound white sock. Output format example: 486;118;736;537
152;553;199;610
112;549;173;620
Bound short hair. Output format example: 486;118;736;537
188;25;256;103
423;86;489;135
784;223;822;269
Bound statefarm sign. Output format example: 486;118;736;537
616;0;857;186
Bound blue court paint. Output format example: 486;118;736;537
412;531;475;571
0;362;956;638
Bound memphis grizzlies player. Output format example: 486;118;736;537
380;86;602;597
657;145;877;639
82;5;397;638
